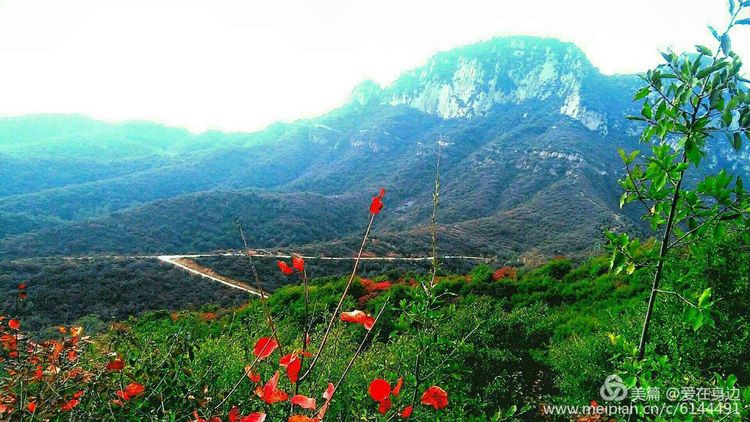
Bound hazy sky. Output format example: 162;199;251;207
0;0;747;132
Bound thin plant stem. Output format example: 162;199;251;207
299;213;376;382
238;223;285;356
331;297;389;395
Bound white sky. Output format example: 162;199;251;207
0;0;747;133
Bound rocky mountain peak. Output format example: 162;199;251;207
353;36;626;135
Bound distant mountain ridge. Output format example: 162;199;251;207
0;36;745;260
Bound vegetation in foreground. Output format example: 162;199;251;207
1;230;748;420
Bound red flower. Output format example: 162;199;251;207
392;377;403;396
279;352;302;383
18;283;26;290
368;378;391;402
340;310;375;330
255;371;288;404
292;256;305;272
278;261;294;276
116;382;145;401
8;319;20;331
253;337;279;360
27;401;36;413
106;356;125;372
288;416;316;422
370;188;386;214
290;394;316;409
400;405;413;418
420;386;448;410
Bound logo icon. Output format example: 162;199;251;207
600;374;628;401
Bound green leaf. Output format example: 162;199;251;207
695;45;713;56
642;103;653;119
696;61;728;79
721;34;732;56
709;26;721;41
732;132;743;150
698;288;712;307
633;87;651;101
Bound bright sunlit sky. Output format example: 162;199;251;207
0;0;748;132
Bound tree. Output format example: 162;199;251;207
608;0;750;361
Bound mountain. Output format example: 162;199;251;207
1;36;744;260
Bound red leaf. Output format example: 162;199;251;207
253;337;278;360
106;356;125;372
400;405;413;418
368;378;391;402
27;401;36;413
290;394;316;409
369;188;386;214
392;377;403;396
289;416;316;422
229;406;240;422
279;353;301;383
277;261;294;276
292;256;305;272
116;383;145;401
420;386;448;410
245;366;261;383
60;399;79;412
8;319;20;331
378;396;392;415
323;382;335;400
315;383;335;420
340;310;375;330
258;371;288;404
239;414;266;422
18;283;26;290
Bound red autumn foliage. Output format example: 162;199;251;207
227;406;267;422
279;351;304;383
378;396;392;414
340;310;375;330
245;366;261;383
370;188;386;214
292;256;305;272
290;394;316;409
60;398;79;412
106;355;125;372
392;377;403;396
253;337;279;360
116;382;145;401
420;385;448;410
492;266;518;281
254;371;288;404
200;312;218;321
368;378;391;402
277;260;294;275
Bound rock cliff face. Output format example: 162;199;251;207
351;37;639;137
